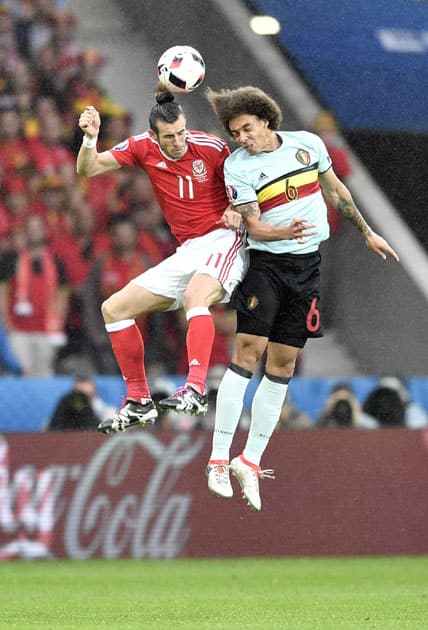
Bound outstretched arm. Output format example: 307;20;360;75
76;105;121;177
319;168;399;261
234;201;317;243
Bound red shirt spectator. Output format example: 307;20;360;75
0;108;33;179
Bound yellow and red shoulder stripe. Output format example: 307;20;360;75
257;164;320;213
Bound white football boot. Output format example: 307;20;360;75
206;460;233;499
230;454;275;511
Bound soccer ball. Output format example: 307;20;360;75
157;45;205;93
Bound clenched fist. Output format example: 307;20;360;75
79;106;101;138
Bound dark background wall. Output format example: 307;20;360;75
346;131;428;251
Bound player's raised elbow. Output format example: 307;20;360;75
76;161;103;177
76;161;99;178
76;161;89;177
79;151;120;178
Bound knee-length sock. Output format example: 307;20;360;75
105;319;150;401
209;363;252;461
243;373;290;466
185;307;215;394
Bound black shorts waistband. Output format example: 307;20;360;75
248;249;320;261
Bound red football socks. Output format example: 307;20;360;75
108;323;150;400
185;313;215;395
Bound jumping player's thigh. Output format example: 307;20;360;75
184;273;224;310
102;281;174;323
233;268;279;338
190;228;247;304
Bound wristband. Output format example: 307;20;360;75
82;134;98;148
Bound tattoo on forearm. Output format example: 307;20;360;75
238;202;260;220
336;197;371;235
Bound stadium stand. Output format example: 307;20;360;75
0;373;427;432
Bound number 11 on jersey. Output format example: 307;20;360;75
177;175;194;199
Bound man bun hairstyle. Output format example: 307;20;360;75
154;84;175;105
206;86;282;135
149;82;184;132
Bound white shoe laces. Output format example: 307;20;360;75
231;458;275;510
242;466;275;502
258;468;275;480
211;463;230;484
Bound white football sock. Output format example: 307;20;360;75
209;366;251;462
243;374;289;466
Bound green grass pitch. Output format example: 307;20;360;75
1;556;427;629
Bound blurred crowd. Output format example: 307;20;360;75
0;0;237;384
45;372;428;432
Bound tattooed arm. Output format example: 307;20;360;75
319;168;371;235
319;168;399;261
233;201;317;243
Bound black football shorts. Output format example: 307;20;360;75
231;249;324;348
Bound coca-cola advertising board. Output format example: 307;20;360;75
1;429;428;560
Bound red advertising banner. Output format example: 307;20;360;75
1;429;428;560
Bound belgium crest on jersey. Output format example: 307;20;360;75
295;149;310;166
247;296;259;310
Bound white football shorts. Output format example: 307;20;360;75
132;228;248;310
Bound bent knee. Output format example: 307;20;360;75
183;275;224;310
101;295;128;324
101;297;113;323
234;337;266;372
265;349;299;378
280;358;298;378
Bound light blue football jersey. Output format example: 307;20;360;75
224;130;332;254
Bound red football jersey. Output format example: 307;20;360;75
109;130;230;244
